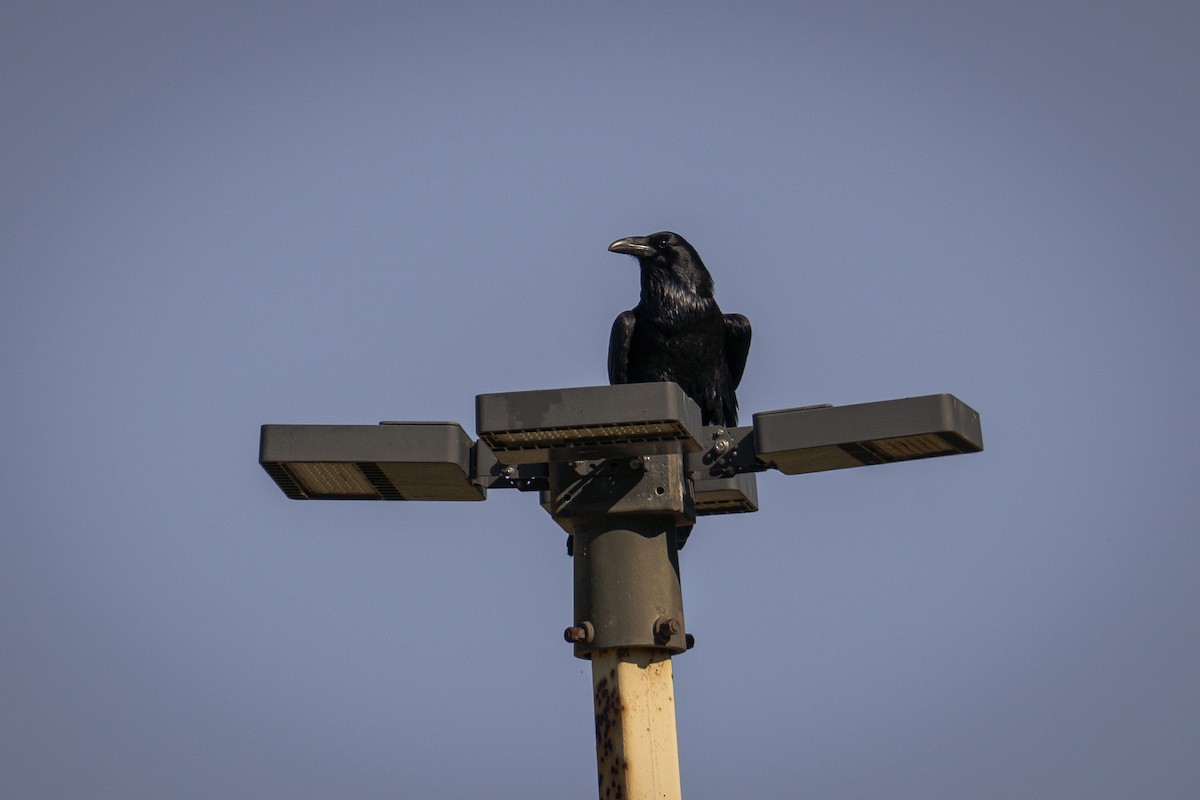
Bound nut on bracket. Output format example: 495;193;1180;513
564;621;594;644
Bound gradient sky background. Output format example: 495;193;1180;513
3;2;1198;798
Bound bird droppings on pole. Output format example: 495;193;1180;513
593;648;682;800
258;232;984;800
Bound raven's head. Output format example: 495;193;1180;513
608;231;714;300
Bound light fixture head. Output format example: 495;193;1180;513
694;472;759;515
259;422;484;501
476;382;704;464
753;394;982;475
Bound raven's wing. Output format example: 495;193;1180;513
724;313;752;389
608;310;637;385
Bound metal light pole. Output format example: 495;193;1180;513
260;383;982;799
550;454;692;798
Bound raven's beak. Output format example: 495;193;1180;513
608;236;655;258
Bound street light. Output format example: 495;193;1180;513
259;382;982;800
753;393;983;474
476;382;704;463
259;421;484;501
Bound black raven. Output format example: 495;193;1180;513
607;231;751;427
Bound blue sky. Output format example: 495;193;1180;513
3;2;1198;797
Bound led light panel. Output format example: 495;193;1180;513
259;422;484;501
286;462;379;498
753;394;982;475
477;383;703;464
694;473;758;515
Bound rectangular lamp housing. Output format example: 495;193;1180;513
476;382;704;464
753;394;982;475
259;422;484;500
694;472;759;515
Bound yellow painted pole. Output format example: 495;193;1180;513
591;647;682;800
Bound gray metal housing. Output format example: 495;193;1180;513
476;382;704;464
259;422;483;501
753;394;982;475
